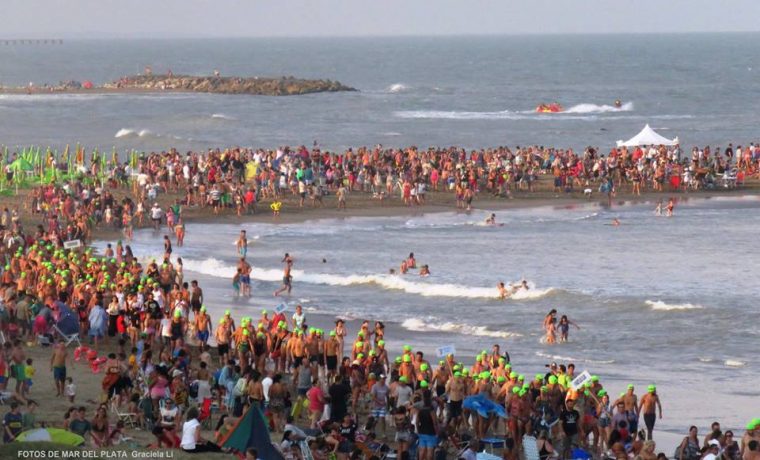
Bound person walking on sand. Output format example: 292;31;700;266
50;340;68;397
638;384;663;440
336;184;347;210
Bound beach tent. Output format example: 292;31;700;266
15;428;85;446
219;404;284;460
54;301;80;336
616;124;679;147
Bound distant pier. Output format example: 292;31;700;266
1;39;64;45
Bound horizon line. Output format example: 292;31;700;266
2;30;760;41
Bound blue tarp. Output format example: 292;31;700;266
463;394;508;419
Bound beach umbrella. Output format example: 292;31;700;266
14;428;85;446
82;80;94;89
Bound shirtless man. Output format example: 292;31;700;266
273;254;293;297
324;331;340;380
50;340;68;397
11;341;26;397
215;319;231;365
498;282;508;299
446;372;465;431
615;384;639;433
237;257;252;297
290;331;306;383
189;280;203;314
194;306;212;347
638;385;663;440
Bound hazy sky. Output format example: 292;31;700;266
2;0;759;38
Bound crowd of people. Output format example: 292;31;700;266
0;142;757;458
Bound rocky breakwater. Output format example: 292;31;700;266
103;74;356;96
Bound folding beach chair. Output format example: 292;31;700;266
110;398;138;429
53;325;81;347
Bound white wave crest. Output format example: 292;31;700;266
401;318;520;339
386;83;409;93
114;127;184;141
646;300;704;311
724;359;746;368
181;257;554;300
564;102;633;114
211;113;236;120
534;351;615;365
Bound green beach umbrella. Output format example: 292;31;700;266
14;428;85;446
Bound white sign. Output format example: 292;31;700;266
436;344;456;358
274;303;288;314
63;239;82;249
570;370;592;390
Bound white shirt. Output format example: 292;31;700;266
262;376;273;401
180;418;200;450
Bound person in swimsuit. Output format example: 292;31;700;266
558;315;580;342
543;309;557;344
236;230;248;258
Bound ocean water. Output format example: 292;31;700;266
1;34;760;151
94;196;760;437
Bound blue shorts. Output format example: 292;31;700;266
418;434;438;449
197;330;209;342
241;275;250;285
53;366;67;382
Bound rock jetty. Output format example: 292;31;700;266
0;75;356;96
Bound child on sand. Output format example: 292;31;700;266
270;200;282;218
65;377;76;403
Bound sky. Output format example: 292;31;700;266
2;0;759;39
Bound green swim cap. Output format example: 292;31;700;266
357;353;364;359
522;383;529;390
378;340;385;346
395;357;402;364
548;375;558;385
403;355;411;363
369;350;376;356
357;331;364;337
509;371;517;379
497;376;506;383
598;390;607;397
591;375;599;382
200;306;206;312
403;345;412;352
257;332;265;338
329;330;336;337
462;369;469;376
519;389;527;397
518;374;525;381
627;384;634;390
454;371;462;377
512;387;520;394
399;376;408;383
453;365;461;371
420;363;429;371
541;386;548;393
420;381;429;389
499;357;506;363
355;341;364;348
261;309;267;314
173;310;181;317
243;328;249;336
225;309;231;315
535;373;543;381
278;320;286;327
439;360;445;366
584;390;590;396
647;384;656;393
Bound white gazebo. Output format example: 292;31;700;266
616;124;679;147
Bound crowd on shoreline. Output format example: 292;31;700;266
2;140;758;243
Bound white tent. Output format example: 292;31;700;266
616;124;679;147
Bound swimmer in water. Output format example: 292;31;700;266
654;201;663;216
485;213;496;225
389;268;396;275
612;218;621;227
400;260;408;274
497;282;508;299
543;309;557;344
407;252;417;269
419;265;430;277
666;198;675;217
